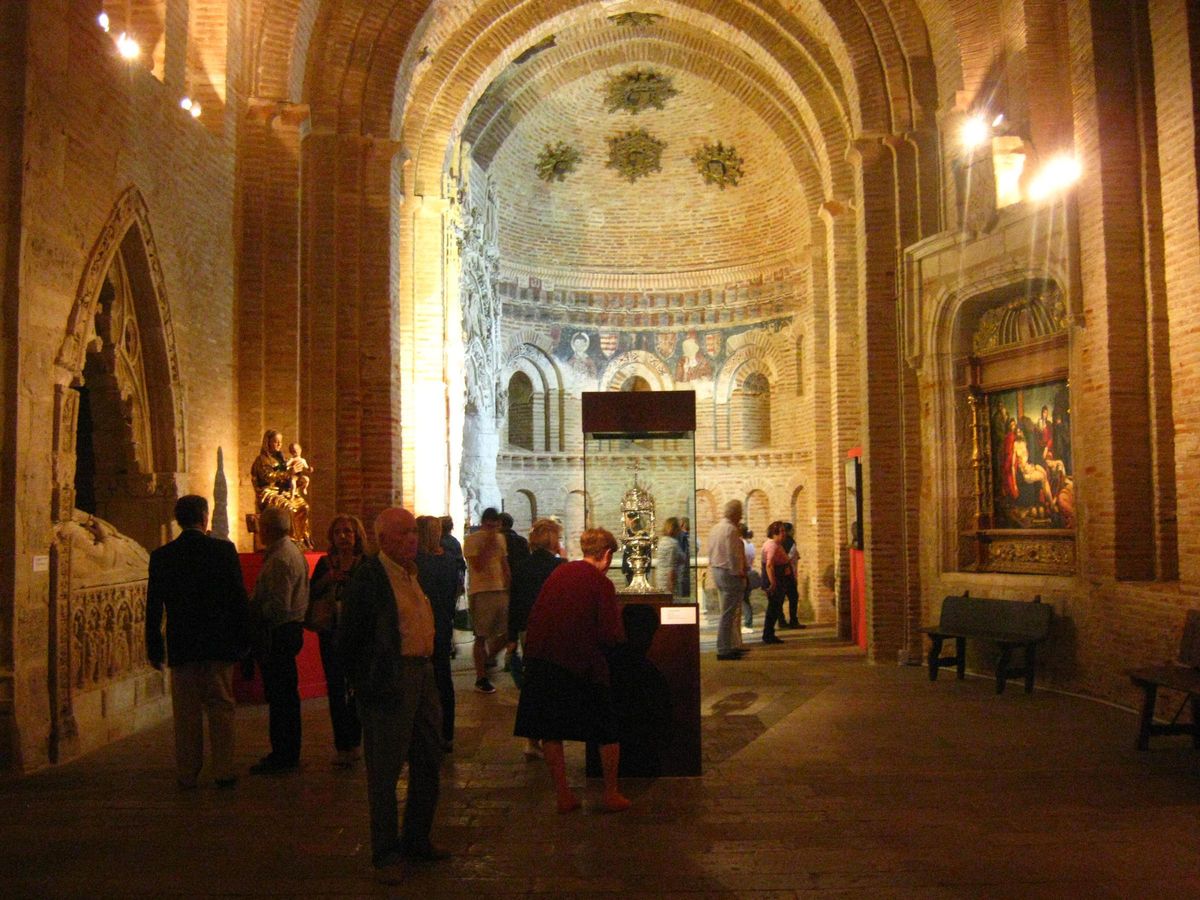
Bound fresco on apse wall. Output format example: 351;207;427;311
549;317;790;384
987;380;1074;530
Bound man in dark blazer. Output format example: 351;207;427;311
146;494;249;789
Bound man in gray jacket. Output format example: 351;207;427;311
250;506;309;774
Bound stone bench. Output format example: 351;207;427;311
920;592;1052;694
1128;609;1200;750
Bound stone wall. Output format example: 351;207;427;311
5;2;238;770
492;265;827;621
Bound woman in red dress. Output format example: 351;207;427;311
514;527;630;813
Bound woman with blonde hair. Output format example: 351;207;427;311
308;514;368;766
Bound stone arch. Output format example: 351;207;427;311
695;488;719;546
716;340;783;403
506;371;535;451
48;186;186;764
789;483;807;527
735;371;772;449
600;350;675;393
53;186;187;533
502;341;565;451
744;488;770;544
511;488;537;533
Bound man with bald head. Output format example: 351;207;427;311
339;507;446;883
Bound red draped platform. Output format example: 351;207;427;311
233;551;328;704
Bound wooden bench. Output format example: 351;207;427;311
920;592;1052;694
1128;610;1200;751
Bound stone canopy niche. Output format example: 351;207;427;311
954;280;1074;574
49;187;185;762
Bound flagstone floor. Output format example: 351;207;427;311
3;626;1199;897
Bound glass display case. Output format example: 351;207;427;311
581;391;697;601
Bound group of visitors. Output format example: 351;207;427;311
145;495;632;884
707;501;805;660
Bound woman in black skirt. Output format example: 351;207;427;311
514;527;630;813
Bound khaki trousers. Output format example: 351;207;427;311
170;661;236;784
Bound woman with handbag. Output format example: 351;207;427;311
308;514;367;767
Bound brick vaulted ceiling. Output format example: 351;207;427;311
238;0;995;281
243;1;975;194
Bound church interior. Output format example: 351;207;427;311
3;0;1200;839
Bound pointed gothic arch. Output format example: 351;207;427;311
47;185;188;764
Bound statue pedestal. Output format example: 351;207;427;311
233;551;328;704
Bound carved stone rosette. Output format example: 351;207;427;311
606;129;665;183
535;142;582;182
691;142;744;189
603;69;678;115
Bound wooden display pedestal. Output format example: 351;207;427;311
587;594;702;778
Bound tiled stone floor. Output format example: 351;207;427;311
3;626;1200;897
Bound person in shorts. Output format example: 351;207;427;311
462;507;510;693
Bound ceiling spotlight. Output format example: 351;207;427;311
959;115;990;152
189;102;202;119
97;11;110;32
180;97;193;111
1028;155;1082;202
116;32;140;61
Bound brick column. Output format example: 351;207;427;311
852;136;907;663
821;201;861;640
236;101;304;534
1068;0;1156;580
1149;0;1198;585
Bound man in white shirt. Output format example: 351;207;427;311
708;500;748;660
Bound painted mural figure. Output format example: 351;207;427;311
674;337;712;382
569;332;597;378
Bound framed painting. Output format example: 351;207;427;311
987;380;1073;530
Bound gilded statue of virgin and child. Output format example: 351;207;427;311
250;429;313;548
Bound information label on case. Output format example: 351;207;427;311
660;606;697;625
32;555;49;573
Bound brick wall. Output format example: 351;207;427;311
7;1;237;769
